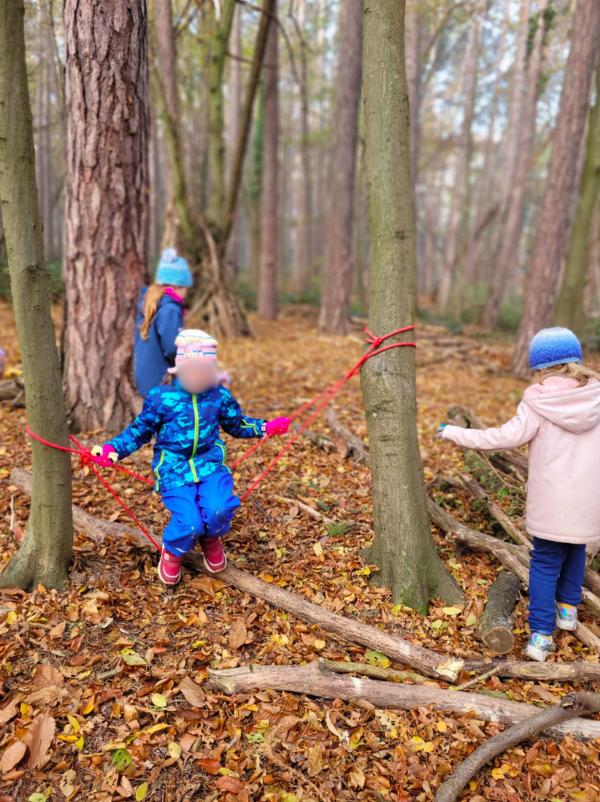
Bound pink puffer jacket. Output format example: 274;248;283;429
441;376;600;544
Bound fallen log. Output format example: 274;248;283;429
325;407;369;466
463;658;600;683
434;692;600;802
207;661;600;740
478;572;522;655
11;468;463;682
428;497;600;652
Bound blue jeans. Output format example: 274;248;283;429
529;537;586;634
161;468;240;556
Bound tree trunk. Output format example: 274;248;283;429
513;1;600;375
405;0;423;186
63;0;149;432
257;4;279;319
291;2;313;298
478;571;522;655
0;0;73;590
483;0;548;329
361;0;462;611
437;9;481;314
318;0;363;334
224;3;243;275
554;56;600;334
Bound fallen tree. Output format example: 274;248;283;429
434;692;600;802
208;661;600;740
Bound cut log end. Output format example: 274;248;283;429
478;571;522;655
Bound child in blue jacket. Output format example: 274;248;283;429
134;248;192;397
93;329;290;585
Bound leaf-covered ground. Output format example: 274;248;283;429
1;301;600;802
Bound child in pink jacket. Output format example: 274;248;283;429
439;327;600;661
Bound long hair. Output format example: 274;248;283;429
140;285;165;340
538;362;600;386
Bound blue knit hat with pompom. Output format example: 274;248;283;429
529;327;583;371
155;248;193;288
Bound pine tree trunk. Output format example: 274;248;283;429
257;5;279;319
513;1;600;375
361;0;462;611
63;0;149;432
290;2;313;298
319;0;363;334
0;0;73;590
554;57;600;335
224;4;243;274
483;0;548;329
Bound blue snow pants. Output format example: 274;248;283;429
529;537;586;634
161;467;240;556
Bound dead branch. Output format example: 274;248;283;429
434;692;600;802
321;659;429;685
452;474;530;548
280;496;334;524
325;407;369;466
207;661;600;740
291;422;335;453
463;658;600;683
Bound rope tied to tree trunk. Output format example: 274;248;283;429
24;326;416;552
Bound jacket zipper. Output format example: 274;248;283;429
189;394;200;482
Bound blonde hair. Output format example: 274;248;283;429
538;362;600;386
140;284;165;340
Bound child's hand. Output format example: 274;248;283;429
90;444;118;467
436;423;448;438
265;417;291;436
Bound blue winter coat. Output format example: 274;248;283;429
134;288;184;397
108;380;265;492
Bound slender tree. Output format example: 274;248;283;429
0;0;73;590
554;57;600;335
513;1;600;375
361;0;461;610
318;0;363;334
257;2;279;319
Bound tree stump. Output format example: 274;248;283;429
478;571;522;654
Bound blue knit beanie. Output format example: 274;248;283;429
155;248;193;288
528;327;583;371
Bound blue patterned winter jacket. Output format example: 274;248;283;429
108;380;265;492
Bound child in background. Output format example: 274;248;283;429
134;248;193;397
438;328;600;662
92;329;290;586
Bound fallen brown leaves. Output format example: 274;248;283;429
0;303;600;801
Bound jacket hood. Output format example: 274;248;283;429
524;376;600;433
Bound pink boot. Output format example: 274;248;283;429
201;537;227;573
158;547;183;586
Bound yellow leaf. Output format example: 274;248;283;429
314;639;326;650
409;736;434;753
150;693;167;709
167;742;181;760
436;721;448;733
349;727;363;751
313;542;323;557
80;699;95;716
66;715;81;733
442;606;463;617
491;764;510;780
270;633;289;646
20;703;32;717
143;722;169;736
135;783;149;801
74;736;84;752
5;611;17;625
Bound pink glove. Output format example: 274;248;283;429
90;444;118;467
265;417;291;437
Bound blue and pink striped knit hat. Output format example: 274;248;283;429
167;329;218;374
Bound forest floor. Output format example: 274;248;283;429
1;300;600;802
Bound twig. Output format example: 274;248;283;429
96;666;123;681
434;692;600;802
453;665;500;692
281;496;334;524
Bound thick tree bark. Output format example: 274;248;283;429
208;661;600;740
361;0;462;610
63;0;149;431
405;0;423;186
257;3;279;320
0;0;73;590
513;1;600;375
434;693;600;802
554;57;600;334
318;0;363;334
478;571;522;655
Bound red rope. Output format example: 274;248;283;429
24;325;416;551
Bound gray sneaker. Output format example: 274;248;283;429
525;632;555;662
556;602;577;631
